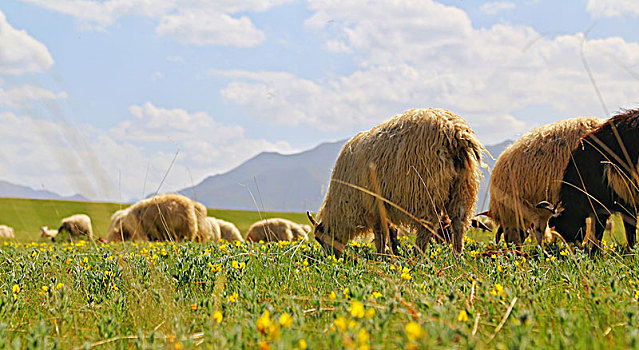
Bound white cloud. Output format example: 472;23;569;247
155;9;265;47
0;10;54;75
0;85;68;109
587;0;639;18
214;0;639;143
480;1;516;15
20;0;293;47
0;103;292;201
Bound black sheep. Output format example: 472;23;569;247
537;109;639;249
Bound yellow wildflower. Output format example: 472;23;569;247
279;313;294;328
357;328;370;344
191;304;198;311
329;291;337;300
490;283;505;296
350;301;365;318
334;316;348;331
371;291;382;299
257;310;272;334
228;292;239;303
365;308;376;319
457;310;469;322
401;271;412;280
405;322;423;342
343;287;350;298
213;310;223;323
174;342;182;350
12;284;20;294
298;339;308;350
259;340;270;350
634;290;639;301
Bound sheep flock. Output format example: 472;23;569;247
2;107;638;257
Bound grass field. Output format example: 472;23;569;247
0;198;637;348
0;198;308;242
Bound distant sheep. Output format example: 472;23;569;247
246;218;309;242
216;218;244;242
484;117;604;246
538;109;639;249
58;214;93;240
106;194;211;242
307;108;485;257
40;226;58;241
0;225;14;239
206;217;222;242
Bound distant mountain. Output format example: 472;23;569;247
179;138;513;212
179;140;347;212
0;180;89;202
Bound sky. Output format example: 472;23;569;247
0;0;638;202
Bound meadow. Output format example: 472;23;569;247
0;198;638;349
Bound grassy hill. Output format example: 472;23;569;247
0;198;309;241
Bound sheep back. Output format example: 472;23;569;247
246;218;309;242
217;219;244;242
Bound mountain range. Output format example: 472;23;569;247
0;139;512;211
0;180;88;202
178;139;512;212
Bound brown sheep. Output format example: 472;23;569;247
307;108;485;257
485;117;604;246
216;218;244;242
206;217;222;242
246;218;309;242
0;225;14;238
58;214;93;241
106;194;211;242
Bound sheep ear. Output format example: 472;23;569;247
306;211;318;227
536;201;556;213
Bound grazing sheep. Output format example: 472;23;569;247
0;225;14;238
206;217;222;242
40;226;58;241
538;109;639;249
485;117;604;246
307;108;485;257
58;214;93;240
106;208;134;242
106;194;211;242
246;218;309;242
216;218;244;242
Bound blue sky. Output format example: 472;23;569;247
0;0;638;201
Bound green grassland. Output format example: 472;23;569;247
0;198;308;241
0;198;637;349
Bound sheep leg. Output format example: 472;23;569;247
531;222;545;246
389;225;399;256
503;227;522;247
414;226;433;256
495;226;503;244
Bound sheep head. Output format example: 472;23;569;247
307;211;344;259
